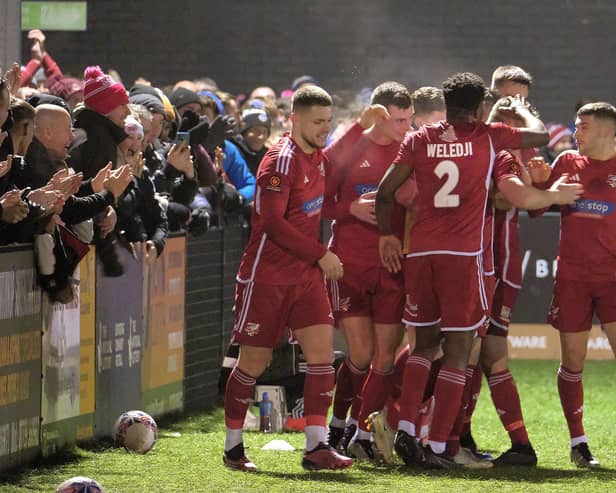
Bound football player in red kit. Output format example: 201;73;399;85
375;72;581;469
460;67;541;467
223;86;353;472
542;102;616;468
323;82;412;460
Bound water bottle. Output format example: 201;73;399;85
259;392;272;433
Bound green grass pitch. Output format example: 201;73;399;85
2;360;615;492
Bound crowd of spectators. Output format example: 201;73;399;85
0;30;578;303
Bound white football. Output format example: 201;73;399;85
112;410;158;454
56;476;105;493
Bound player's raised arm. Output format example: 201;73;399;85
494;151;583;210
488;95;549;149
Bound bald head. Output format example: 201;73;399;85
35;103;70;129
34;104;74;160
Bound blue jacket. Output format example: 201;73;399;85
223;140;255;201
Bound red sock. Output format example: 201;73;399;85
390;345;410;401
304;364;336;428
423;356;443;400
557;366;585;439
224;367;256;429
332;360;354;420
461;364;483;437
347;360;368;422
385;396;400;430
358;368;393;431
488;369;529;445
447;366;474;456
429;366;466;445
397;354;432;433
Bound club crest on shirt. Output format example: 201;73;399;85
607;175;616;188
267;175;282;192
245;322;261;336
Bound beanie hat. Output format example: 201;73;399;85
241;108;271;133
198;90;225;115
170;87;201;111
547;123;572;149
47;76;83;101
26;93;70;112
83;66;128;115
291;75;320;92
124;115;144;141
128;93;166;117
155;89;176;122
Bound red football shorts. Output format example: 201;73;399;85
327;263;404;325
487;278;521;337
548;278;616;333
232;272;334;348
403;254;488;332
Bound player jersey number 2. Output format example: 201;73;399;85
434;160;460;208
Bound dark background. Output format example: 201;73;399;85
22;0;616;124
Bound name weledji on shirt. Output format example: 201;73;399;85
427;142;474;159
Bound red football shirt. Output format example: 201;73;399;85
393;121;521;256
546;150;616;282
492;148;538;286
324;123;404;266
236;135;328;285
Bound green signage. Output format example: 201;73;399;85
21;2;87;31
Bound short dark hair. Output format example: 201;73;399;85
577;102;616;129
371;82;412;109
10;98;36;124
292;86;332;112
491;65;533;89
411;87;445;115
442;72;486;117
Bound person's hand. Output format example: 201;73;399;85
60;172;83;198
379;235;403;273
167;142;194;177
99;206;117;237
0;155;13;179
359;104;391;129
489;95;531;124
130;152;145;178
318;251;344;280
31;40;44;62
27;188;64;214
0;190;29;224
91;162;112;193
528;156;551;184
550;174;584;205
4;63;21;96
104;164;133;199
349;191;377;224
27;29;46;54
145;240;158;264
